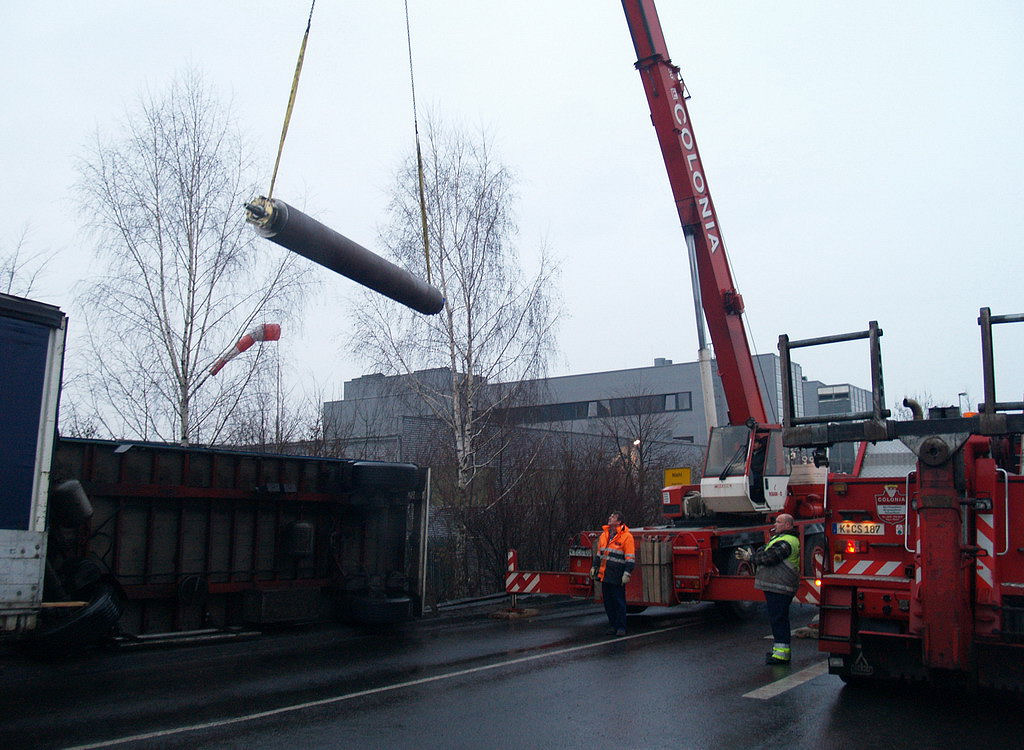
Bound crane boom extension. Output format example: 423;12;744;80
622;0;767;426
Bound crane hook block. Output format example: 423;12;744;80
244;196;445;316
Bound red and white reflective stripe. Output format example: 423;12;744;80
831;558;904;577
976;512;996;594
507;550;517;574
796;545;825;604
505;572;542;594
796;578;820;605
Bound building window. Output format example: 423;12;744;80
610;394;661;417
498;391;693;424
818;385;851;401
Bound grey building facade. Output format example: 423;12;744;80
324;353;813;461
800;378;873;472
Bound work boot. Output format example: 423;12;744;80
765;644;791;665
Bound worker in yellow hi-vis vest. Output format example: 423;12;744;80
736;513;800;664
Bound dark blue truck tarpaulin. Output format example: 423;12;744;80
1;295;65;530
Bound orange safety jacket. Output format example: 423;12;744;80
595;524;636;586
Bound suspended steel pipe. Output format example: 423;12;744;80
244;196;444;315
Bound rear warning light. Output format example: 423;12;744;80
845;540;868;554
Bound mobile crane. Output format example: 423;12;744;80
506;0;829;613
781;311;1024;690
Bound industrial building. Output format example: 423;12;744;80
324;355;868;471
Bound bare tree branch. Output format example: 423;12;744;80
0;225;58;296
66;70;313;444
349;116;561;500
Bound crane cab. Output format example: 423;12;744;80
700;425;790;513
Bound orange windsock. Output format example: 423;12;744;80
210;323;282;375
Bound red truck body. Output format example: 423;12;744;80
506;517;826;609
783;309;1024;690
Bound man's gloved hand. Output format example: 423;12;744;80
590;566;598;580
734;547;753;562
621;572;631;584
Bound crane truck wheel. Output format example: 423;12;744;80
716;553;763;621
803;533;826;578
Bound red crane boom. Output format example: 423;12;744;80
622;0;767;426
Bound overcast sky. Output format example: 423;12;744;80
6;1;1024;413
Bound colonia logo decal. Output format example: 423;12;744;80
670;86;721;254
875;484;907;524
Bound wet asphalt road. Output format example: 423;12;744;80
1;600;1022;749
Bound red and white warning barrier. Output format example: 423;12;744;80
505;549;539;593
506;572;543;594
210;323;282;375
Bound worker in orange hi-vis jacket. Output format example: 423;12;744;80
591;511;636;637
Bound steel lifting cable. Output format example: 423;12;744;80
404;0;433;284
267;0;317;200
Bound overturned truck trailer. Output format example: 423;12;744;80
42;439;429;644
3;293;431;654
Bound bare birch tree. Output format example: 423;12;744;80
350;118;560;501
72;70;309;444
1;225;55;297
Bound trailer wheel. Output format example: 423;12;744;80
716;553;763;621
23;581;124;658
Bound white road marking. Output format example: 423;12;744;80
742;660;828;699
65;624;691;749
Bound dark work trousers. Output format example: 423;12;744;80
764;590;795;644
602;581;627;632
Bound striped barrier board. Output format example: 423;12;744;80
504;550;573;596
505;572;543;594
